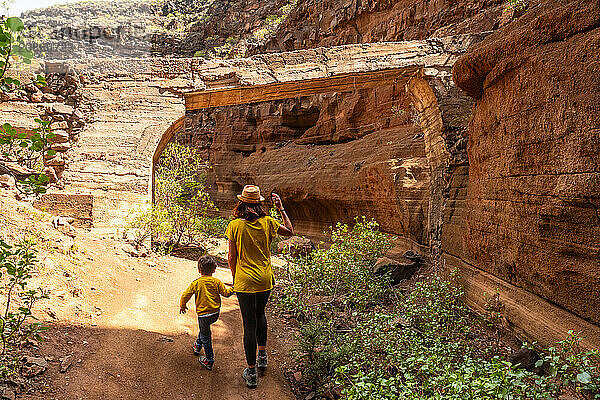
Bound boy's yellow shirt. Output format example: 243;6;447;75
180;275;234;316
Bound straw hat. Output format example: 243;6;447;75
237;185;265;203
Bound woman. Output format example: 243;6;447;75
225;185;293;389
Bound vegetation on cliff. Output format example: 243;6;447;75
0;17;52;196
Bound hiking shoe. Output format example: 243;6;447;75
257;353;268;370
198;356;213;371
193;341;202;356
242;367;258;388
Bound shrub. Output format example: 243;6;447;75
0;238;48;379
274;220;600;399
126;142;227;251
275;217;392;320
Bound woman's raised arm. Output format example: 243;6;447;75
272;193;294;237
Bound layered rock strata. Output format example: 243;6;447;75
176;36;480;249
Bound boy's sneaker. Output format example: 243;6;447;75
257;353;268;370
198;356;213;371
242;367;257;388
192;341;202;356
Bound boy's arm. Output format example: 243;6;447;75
179;283;194;313
219;280;235;297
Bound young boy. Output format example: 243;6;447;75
180;255;234;370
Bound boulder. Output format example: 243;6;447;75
277;236;315;257
21;356;48;377
122;243;140;257
0;174;15;189
52;103;74;115
372;257;417;284
508;348;541;373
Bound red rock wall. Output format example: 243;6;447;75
181;85;431;249
452;0;600;342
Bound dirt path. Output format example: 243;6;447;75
25;252;294;400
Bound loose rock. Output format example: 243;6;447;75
0;174;16;190
372;257;417;284
122;244;140;257
21;356;48;377
277;236;315;257
60;355;73;373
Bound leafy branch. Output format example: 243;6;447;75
0;17;50;196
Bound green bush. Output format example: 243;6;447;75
274;220;600;399
0;17;50;196
0;238;48;379
276;217;392;320
127;142;228;251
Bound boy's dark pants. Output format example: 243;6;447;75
197;312;220;362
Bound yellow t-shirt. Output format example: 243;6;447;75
225;216;280;293
180;276;234;316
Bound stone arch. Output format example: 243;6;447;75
405;74;451;258
150;115;185;204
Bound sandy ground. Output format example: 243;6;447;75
0;193;294;400
24;256;294;400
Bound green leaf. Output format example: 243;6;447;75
577;372;592;384
5;17;25;32
534;360;543;368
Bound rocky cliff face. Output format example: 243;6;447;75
451;0;600;344
257;0;506;53
24;0;510;60
182;89;431;246
21;0;289;59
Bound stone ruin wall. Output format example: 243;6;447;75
1;58;200;235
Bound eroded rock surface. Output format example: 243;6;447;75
451;0;600;344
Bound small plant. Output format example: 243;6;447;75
391;104;406;118
0;16;50;196
0;238;48;379
506;0;528;13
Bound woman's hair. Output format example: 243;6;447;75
198;255;217;275
233;201;267;221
